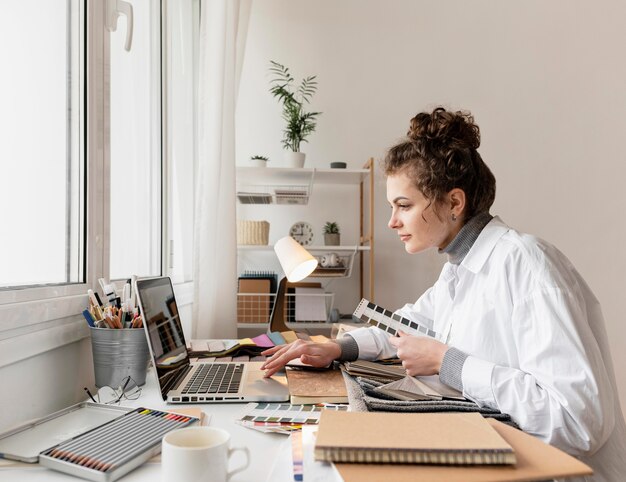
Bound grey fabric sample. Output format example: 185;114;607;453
350;374;517;427
336;334;359;362
439;347;469;392
342;369;368;412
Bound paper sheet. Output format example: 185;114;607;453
295;288;327;321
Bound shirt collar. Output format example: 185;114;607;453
440;212;493;265
460;215;510;274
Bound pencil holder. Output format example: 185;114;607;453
90;327;150;388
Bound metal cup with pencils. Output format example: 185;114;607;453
84;279;150;388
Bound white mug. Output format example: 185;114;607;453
320;252;339;267
161;427;250;482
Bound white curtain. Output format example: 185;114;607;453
193;0;251;339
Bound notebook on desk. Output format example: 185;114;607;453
135;276;289;404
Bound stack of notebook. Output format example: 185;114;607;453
310;411;593;482
315;411;516;465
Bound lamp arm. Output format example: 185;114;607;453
267;277;290;334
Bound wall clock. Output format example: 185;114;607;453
289;221;314;246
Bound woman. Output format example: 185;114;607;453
261;107;626;481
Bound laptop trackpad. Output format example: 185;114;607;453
244;363;288;397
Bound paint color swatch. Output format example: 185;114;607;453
352;298;439;338
236;402;348;435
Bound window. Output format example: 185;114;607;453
109;0;162;280
164;0;198;284
0;0;190;338
0;0;84;289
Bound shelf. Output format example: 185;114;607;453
236;167;371;205
236;157;375;302
238;245;357;278
237;245;370;251
236;166;370;186
237;292;334;324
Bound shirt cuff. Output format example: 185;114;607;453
335;335;359;362
439;347;469;391
462;355;498;408
347;326;397;360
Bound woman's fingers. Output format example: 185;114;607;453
261;345;285;356
262;340;342;377
262;343;309;376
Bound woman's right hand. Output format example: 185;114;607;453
260;339;342;377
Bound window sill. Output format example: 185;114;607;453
0;281;195;369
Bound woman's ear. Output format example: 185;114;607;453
448;188;466;221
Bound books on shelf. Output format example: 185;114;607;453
315;411;516;465
286;368;348;404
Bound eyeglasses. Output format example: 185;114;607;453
84;376;142;405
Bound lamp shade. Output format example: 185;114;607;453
274;236;318;282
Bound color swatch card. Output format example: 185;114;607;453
236;402;348;435
353;298;439;339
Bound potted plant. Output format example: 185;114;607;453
323;221;340;246
268;60;321;168
250;155;269;167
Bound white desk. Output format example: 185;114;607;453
0;369;295;482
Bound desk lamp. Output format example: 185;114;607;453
268;236;318;333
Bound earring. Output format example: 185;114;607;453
451;214;457;222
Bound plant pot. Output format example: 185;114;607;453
324;233;340;246
250;159;268;167
284;151;306;168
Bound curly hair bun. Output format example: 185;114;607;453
407;107;480;150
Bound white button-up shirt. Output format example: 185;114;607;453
349;217;626;481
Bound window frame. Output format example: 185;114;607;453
0;0;193;351
0;0;149;334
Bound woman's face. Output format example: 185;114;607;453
386;172;460;254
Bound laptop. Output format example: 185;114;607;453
135;276;289;404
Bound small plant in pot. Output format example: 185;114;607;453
323;221;340;246
268;61;321;168
250;155;269;167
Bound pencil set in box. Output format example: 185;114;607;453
40;407;197;481
0;403;198;482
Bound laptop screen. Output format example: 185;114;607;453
135;277;189;397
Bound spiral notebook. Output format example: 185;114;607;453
315;411;516;465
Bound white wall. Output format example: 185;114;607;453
237;0;626;410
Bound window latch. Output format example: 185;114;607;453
106;0;134;51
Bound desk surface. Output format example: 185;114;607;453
0;367;295;482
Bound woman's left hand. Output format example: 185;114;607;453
388;331;449;377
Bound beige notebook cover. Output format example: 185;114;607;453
315;411;515;465
334;418;592;482
286;369;348;404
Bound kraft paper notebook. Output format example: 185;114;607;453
332;418;593;482
315;411;516;465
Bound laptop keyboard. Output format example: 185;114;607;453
182;363;243;395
